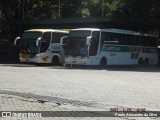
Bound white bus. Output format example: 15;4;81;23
64;28;158;66
14;29;68;65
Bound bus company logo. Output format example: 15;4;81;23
2;112;11;117
41;56;49;61
101;44;120;52
129;47;142;53
130;47;142;59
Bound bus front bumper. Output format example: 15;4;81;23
19;57;40;63
65;56;88;65
19;53;50;63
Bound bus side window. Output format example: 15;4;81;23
149;37;157;47
106;33;111;43
101;32;106;43
152;37;157;47
101;32;112;44
52;33;62;43
143;37;147;46
123;35;128;45
141;36;145;46
41;32;51;52
89;31;100;56
136;36;141;46
133;36;137;46
140;36;143;46
118;34;123;45
129;35;133;45
112;33;119;45
126;35;132;46
62;37;69;51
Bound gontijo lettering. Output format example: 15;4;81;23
102;44;121;51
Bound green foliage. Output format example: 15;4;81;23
117;0;160;21
0;0;160;37
0;0;61;20
1;0;158;22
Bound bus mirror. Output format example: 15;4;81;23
14;37;20;46
86;36;92;45
60;36;68;45
36;37;41;46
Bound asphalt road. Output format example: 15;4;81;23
0;64;160;112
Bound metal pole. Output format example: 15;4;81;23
102;0;104;16
59;0;61;18
23;0;25;20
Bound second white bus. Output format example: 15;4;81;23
63;28;158;66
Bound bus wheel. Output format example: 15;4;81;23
36;63;41;66
100;57;107;68
52;56;59;66
144;58;149;66
138;58;143;66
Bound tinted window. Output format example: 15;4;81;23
40;32;51;52
101;32;120;45
89;31;100;56
52;33;68;43
101;32;158;47
69;31;91;38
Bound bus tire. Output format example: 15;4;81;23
138;58;143;66
36;63;41;66
144;58;149;66
100;57;107;68
52;56;59;66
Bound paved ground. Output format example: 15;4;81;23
0;64;160;120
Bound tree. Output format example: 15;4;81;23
0;0;160;38
116;0;160;35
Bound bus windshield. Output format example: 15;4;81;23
69;30;91;38
66;30;91;57
20;32;42;54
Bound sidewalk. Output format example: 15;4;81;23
0;94;157;120
0;94;100;120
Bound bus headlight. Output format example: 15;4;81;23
34;54;40;58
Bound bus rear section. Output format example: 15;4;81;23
64;28;158;66
14;29;68;65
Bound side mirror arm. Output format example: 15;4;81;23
14;37;20;46
60;36;68;45
86;36;92;46
36;37;41;46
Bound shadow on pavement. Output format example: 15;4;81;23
0;61;160;72
63;65;160;72
0;62;64;67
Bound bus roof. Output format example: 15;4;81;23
24;29;69;33
70;28;157;37
70;28;136;34
101;28;136;34
71;28;100;31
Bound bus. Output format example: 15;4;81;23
63;28;158;66
14;29;68;65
